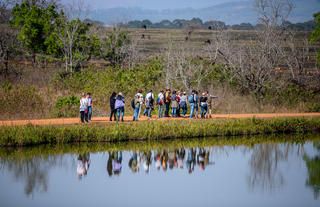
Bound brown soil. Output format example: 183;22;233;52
1;113;320;126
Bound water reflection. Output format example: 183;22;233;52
77;153;91;179
304;142;320;199
0;140;318;201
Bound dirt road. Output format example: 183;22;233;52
1;113;320;126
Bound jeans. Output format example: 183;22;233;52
147;105;153;118
133;107;139;121
182;108;187;116
172;108;177;117
80;111;88;123
195;105;199;118
201;104;208;118
88;106;92;121
158;104;163;118
190;104;195;119
138;104;142;117
143;108;148;116
165;102;170;117
110;108;116;121
117;107;124;121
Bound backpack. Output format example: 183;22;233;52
188;95;194;103
131;99;135;109
156;97;160;104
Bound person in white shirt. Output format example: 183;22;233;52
136;89;144;118
157;90;164;118
145;89;154;118
86;93;93;121
80;94;88;123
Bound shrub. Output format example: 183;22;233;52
52;95;80;117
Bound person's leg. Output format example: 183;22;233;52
117;109;120;121
80;111;84;123
201;106;204;118
204;106;208;117
195;106;198;118
88;106;92;121
110;109;113;121
85;111;89;122
143;107;148;116
190;104;194;119
165;102;169;117
121;107;124;121
138;104;142;118
133;107;138;121
160;105;163;117
158;105;161;118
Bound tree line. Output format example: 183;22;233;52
119;17;316;31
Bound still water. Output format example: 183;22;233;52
0;136;319;207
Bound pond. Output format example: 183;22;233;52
0;135;319;207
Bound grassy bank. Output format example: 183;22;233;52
1;117;320;147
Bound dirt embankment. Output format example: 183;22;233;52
1;113;320;126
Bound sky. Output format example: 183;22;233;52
61;0;248;10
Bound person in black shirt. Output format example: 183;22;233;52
200;92;208;118
109;92;117;121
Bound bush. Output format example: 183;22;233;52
52;95;80;117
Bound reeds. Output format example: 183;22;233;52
1;117;320;147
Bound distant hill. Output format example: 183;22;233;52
87;0;320;25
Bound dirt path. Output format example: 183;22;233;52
1;113;320;126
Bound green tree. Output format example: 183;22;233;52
309;12;320;65
9;1;60;63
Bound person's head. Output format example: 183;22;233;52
87;93;91;98
166;88;170;92
191;90;195;94
135;94;139;98
183;92;186;95
202;92;206;96
206;90;209;94
138;89;143;93
82;94;86;98
111;92;116;98
172;90;176;94
160;90;164;93
177;90;181;95
149;89;152;93
195;91;199;95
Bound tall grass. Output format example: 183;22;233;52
1;117;320;147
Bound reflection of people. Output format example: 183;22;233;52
168;149;177;169
154;150;161;170
112;151;122;176
197;148;206;170
178;148;186;169
77;153;91;179
161;150;168;172
186;148;196;174
129;151;140;173
142;151;152;173
107;152;113;177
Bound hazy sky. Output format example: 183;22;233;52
61;0;248;10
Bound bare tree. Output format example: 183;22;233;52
55;0;91;72
0;22;17;78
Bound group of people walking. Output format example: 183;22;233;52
80;89;217;123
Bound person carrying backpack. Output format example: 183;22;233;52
180;92;188;117
189;90;196;119
115;92;125;122
132;94;140;121
80;94;89;124
145;89;154;118
171;91;178;117
157;90;164;118
164;88;171;117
